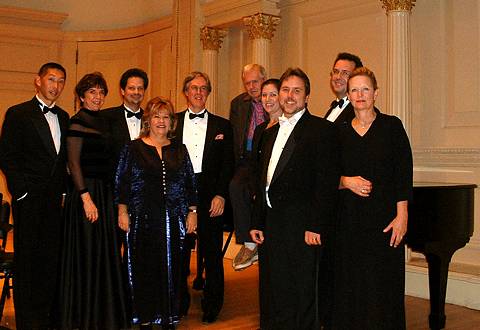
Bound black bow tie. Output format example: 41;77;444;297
126;109;143;119
42;106;58;115
189;111;206;120
330;99;345;109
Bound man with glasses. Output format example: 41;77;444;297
324;52;363;124
176;72;234;323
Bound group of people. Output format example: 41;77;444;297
0;51;412;330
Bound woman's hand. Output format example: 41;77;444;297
118;212;130;232
118;204;130;232
340;176;372;197
383;201;408;247
81;192;98;222
186;212;197;234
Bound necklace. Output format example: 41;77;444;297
355;115;376;129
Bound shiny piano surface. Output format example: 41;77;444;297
407;182;477;330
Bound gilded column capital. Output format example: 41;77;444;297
200;26;227;51
380;0;416;12
242;12;281;41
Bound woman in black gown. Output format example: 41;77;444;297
58;72;128;329
115;97;197;330
332;67;413;330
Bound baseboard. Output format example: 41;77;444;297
406;263;480;310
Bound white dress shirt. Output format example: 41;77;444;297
326;96;349;122
124;104;142;140
266;108;306;207
36;95;61;154
183;109;208;174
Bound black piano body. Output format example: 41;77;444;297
407;182;476;330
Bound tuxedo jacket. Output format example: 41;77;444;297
175;110;234;203
252;110;340;234
229;92;267;166
102;105;131;166
0;97;69;199
324;101;355;126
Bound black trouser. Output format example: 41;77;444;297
12;190;63;330
229;165;253;244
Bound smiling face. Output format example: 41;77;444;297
330;59;356;99
121;76;145;111
261;83;281;117
35;68;66;106
347;75;378;112
81;86;106;111
185;76;209;112
149;107;172;138
279;75;309;118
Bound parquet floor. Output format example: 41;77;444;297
1;252;479;329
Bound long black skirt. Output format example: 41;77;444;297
56;178;129;329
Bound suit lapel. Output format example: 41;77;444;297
202;112;218;166
260;125;278;184
29;99;57;158
176;110;187;143
271;111;310;184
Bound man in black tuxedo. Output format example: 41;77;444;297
176;72;234;323
0;62;69;329
228;64;267;271
250;68;340;329
103;68;149;168
324;52;363;125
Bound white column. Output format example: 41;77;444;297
243;13;280;73
382;0;416;136
200;26;226;114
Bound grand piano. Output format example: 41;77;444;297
408;183;477;330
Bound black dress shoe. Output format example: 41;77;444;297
139;323;153;330
202;311;218;324
192;277;205;290
162;325;176;330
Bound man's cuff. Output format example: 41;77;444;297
16;192;28;201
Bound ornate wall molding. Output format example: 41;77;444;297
414;148;480;168
202;0;280;27
242;12;280;40
200;26;227;51
380;0;416;12
0;6;67;29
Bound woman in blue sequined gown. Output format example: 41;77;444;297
115;97;197;330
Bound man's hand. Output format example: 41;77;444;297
250;229;265;244
209;195;225;217
305;231;321;246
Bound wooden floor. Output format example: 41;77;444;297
1;254;479;329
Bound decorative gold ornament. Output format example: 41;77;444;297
242;13;281;40
200;26;227;51
380;0;416;12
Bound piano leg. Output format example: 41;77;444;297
425;252;453;330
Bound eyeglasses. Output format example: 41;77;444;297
330;69;351;79
189;85;209;93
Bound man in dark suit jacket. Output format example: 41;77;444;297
228;64;267;271
324;52;363;125
103;68;149;169
0;62;69;329
250;68;340;330
176;72;234;323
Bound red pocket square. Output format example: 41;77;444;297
215;134;224;140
